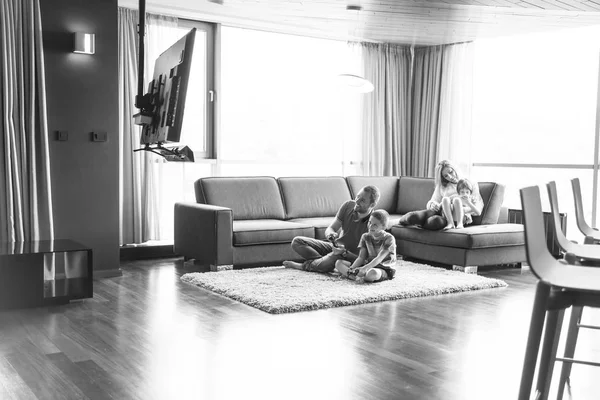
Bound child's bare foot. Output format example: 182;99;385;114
283;261;303;270
443;223;454;231
456;223;464;229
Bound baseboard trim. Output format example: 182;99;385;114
94;268;123;278
120;244;175;260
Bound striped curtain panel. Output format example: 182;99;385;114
359;41;473;179
0;0;54;242
359;43;413;176
118;7;147;245
411;45;444;178
412;42;474;178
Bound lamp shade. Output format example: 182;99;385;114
336;73;374;93
73;32;95;54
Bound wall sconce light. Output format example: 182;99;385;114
73;32;95;54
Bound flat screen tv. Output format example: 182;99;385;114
139;28;196;145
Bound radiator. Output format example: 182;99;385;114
508;209;567;259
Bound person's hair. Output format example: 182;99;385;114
371;209;390;229
457;178;474;194
361;185;380;206
434;160;459;188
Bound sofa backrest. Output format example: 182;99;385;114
396;177;435;214
346;176;399;214
474;182;506;225
278;177;351;219
195;177;286;220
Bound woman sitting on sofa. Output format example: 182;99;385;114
399;160;483;230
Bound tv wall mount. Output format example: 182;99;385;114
132;0;195;162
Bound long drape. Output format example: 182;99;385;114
411;45;444;177
359;43;413;176
360;41;474;178
118;8;179;245
118;7;145;245
0;0;54;243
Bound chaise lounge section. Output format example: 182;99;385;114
174;175;526;273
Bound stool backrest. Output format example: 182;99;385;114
546;181;576;254
571;178;594;237
547;181;600;259
521;185;559;281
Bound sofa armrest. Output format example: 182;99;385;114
497;206;509;224
174;202;234;266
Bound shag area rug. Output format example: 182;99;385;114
181;260;508;314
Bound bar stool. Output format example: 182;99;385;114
546;181;600;261
546;181;600;399
518;185;600;400
571;178;600;244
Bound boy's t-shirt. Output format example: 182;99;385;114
358;231;397;266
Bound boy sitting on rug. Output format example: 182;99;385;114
335;210;397;283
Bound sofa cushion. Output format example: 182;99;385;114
289;217;336;239
475;182;506;225
233;220;314;246
196;177;286;221
346;176;399;214
391;223;524;249
397;177;435;214
278;177;351;219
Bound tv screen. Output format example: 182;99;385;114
140;28;196;145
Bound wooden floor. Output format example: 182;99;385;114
1;259;600;400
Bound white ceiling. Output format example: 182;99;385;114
119;0;600;45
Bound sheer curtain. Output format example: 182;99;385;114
0;0;54;242
436;42;474;177
359;43;413;176
118;9;180;245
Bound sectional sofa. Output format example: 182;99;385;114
174;176;526;272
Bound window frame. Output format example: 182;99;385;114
177;18;216;159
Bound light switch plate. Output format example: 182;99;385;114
91;131;107;142
56;131;68;141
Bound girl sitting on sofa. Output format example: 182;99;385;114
335;210;397;283
445;178;483;229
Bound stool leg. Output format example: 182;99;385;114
556;306;583;400
536;308;565;400
519;282;551;400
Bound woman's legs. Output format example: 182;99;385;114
452;197;465;228
399;209;436;226
423;215;447;230
441;197;455;230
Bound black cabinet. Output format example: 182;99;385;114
0;239;93;310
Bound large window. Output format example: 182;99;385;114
218;27;361;176
142;19;216;242
471;25;600;242
168;19;215;158
145;25;361;242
